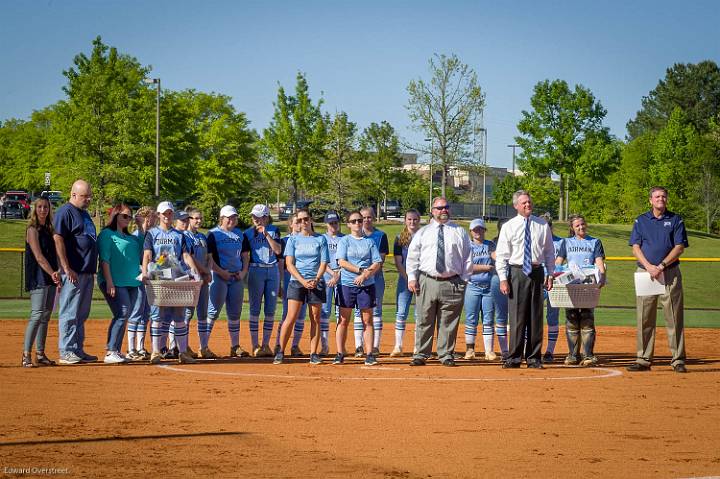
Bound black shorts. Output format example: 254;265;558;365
286;279;327;304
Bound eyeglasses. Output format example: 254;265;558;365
118;213;131;220
348;218;363;224
433;205;450;211
297;217;311;223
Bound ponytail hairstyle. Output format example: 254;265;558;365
398;209;421;247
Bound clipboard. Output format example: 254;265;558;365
634;271;666;296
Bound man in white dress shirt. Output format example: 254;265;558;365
495;190;555;369
406;197;472;367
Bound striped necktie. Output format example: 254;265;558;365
522;218;532;276
436;224;446;274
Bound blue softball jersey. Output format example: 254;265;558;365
469;239;496;284
336;235;382;287
284;233;330;281
244;225;280;265
143;226;188;266
207;227;250;272
558;235;605;267
323;232;345;271
185;230;209;267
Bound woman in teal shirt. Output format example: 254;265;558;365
98;204;144;364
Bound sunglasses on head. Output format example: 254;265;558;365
348;218;363;224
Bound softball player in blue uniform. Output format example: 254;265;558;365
129;206;155;360
244;204;282;357
275;214;308;355
463;219;497;360
183;207;214;358
141;201;197;364
556;215;606;366
321;211;344;356
166;210;193;359
391;209;421;357
274;209;329;364
354;206;388;357
335;210;383;365
490;218;510;360
207;205;251;358
542;213;564;363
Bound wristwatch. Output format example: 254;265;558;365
358;267;365;274
659;261;667;270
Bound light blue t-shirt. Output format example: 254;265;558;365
285;233;330;282
244;225;280;265
208;227;250;272
558;235;605;267
336;235;382;287
469;239;495;285
143;227;188;268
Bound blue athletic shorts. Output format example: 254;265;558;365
286;279;327;305
337;284;376;310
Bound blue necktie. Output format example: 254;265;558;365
436;224;446;274
522;218;532;276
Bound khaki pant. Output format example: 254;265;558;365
635;266;685;367
413;275;466;362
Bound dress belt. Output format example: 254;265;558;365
420;271;459;281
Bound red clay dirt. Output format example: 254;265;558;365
0;320;718;478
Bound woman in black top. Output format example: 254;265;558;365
23;197;61;367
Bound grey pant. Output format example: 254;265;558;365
565;308;596;360
24;285;57;352
635;266;685;367
413;275;466;361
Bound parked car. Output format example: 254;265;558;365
278;200;314;220
40;190;64;207
2;200;26;219
380;200;401;218
4;191;31;218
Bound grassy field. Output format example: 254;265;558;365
1;217;718;323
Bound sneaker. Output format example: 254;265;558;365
199;347;218;359
564;356;579;366
332;353;344;365
501;352;510;362
441;358;457;367
409;358;426;367
626;363;651;372
35;352;56;366
78;351;98;363
290;345;303;357
320;344;330;357
273;352;284;365
149;352;163;364
231;345;249;358
364;354;378;366
104;351;127;364
22;353;35;368
186;346;198;359
672;363;687;373
542;352;555;363
261;345;274;357
371;347;380;357
580;356;599;367
484;351;498;361
527;361;544;369
126;351;143;361
274;344;281;355
138;349;151;360
309;353;323;365
452;352;463;360
464;349;476;360
354;347;364;358
58;352;82;365
163;347;179;360
178;351;197;364
502;360;520;369
389;346;403;357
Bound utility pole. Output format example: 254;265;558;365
425;138;433;211
507;144;520;176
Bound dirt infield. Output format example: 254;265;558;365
1;320;719;479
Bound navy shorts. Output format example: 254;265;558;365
286;279;326;305
337;284;376;310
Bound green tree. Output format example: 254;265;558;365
627;61;720;139
262;72;326;210
515;79;616;221
406;53;486;197
358;121;403;217
319;111;358;211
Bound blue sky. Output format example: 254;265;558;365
2;0;718;169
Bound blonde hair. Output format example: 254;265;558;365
398;209;420;247
27;197;54;235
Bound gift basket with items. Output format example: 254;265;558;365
548;263;603;309
143;250;202;307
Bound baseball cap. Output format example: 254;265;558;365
156;201;174;214
469;218;486;230
219;205;238;217
324;211;340;223
251;204;270;217
175;210;189;221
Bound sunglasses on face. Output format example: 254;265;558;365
348;218;363;224
190;216;202;221
118;213;131;220
433;205;450;211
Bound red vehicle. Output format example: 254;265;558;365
4;191;31;218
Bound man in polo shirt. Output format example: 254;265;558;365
628;186;689;373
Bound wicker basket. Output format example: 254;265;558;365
145;280;203;307
548;282;601;309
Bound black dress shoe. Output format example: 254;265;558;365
672;363;687;373
409;358;426;367
441;358;457;367
502;361;520;369
626;363;651;372
527;362;544;369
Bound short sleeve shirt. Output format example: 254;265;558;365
336;235;382;287
185;230;209;268
558;235;605;268
285;233;330;281
244;225;280;265
629;210;689;269
97;229;142;287
469;239;496;284
208;227;250;272
53;203;98;274
143;226;189;267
